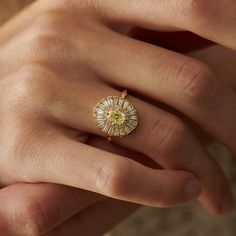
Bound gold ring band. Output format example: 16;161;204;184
93;89;139;141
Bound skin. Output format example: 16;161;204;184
0;0;236;235
0;139;140;236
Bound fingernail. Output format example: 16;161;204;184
184;178;202;200
220;194;235;214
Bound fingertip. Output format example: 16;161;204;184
184;178;202;201
200;189;235;217
150;171;202;207
218;194;235;216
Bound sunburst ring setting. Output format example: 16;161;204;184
93;91;139;139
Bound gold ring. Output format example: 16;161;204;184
93;89;139;141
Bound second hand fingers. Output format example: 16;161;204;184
0;183;103;236
86;26;236;157
49;73;232;215
0;135;148;236
47;198;138;236
93;0;236;50
1;2;235;157
16;132;201;207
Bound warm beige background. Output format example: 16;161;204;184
1;2;236;236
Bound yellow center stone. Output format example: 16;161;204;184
107;110;126;125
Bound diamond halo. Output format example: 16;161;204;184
93;95;139;138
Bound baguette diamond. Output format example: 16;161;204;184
93;95;139;138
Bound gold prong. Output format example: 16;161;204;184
121;89;128;98
107;136;112;142
93;89;138;139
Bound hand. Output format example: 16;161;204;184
0;139;139;236
0;185;137;236
188;45;236;89
0;0;234;217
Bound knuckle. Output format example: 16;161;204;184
6;63;54;115
27;11;73;59
26;32;67;60
149;115;188;154
30;33;63;55
173;0;208;20
33;11;66;34
96;160;131;198
177;60;214;104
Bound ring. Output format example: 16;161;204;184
93;89;139;141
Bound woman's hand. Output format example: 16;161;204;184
0;139;139;236
0;183;137;236
0;0;235;218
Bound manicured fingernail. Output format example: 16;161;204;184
184;178;202;200
220;194;235;214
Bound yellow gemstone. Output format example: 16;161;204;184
107;110;126;125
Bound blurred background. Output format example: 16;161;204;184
1;1;236;236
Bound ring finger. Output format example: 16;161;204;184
84;26;236;156
51;76;233;215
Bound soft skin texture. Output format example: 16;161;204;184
0;0;236;235
0;139;140;236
